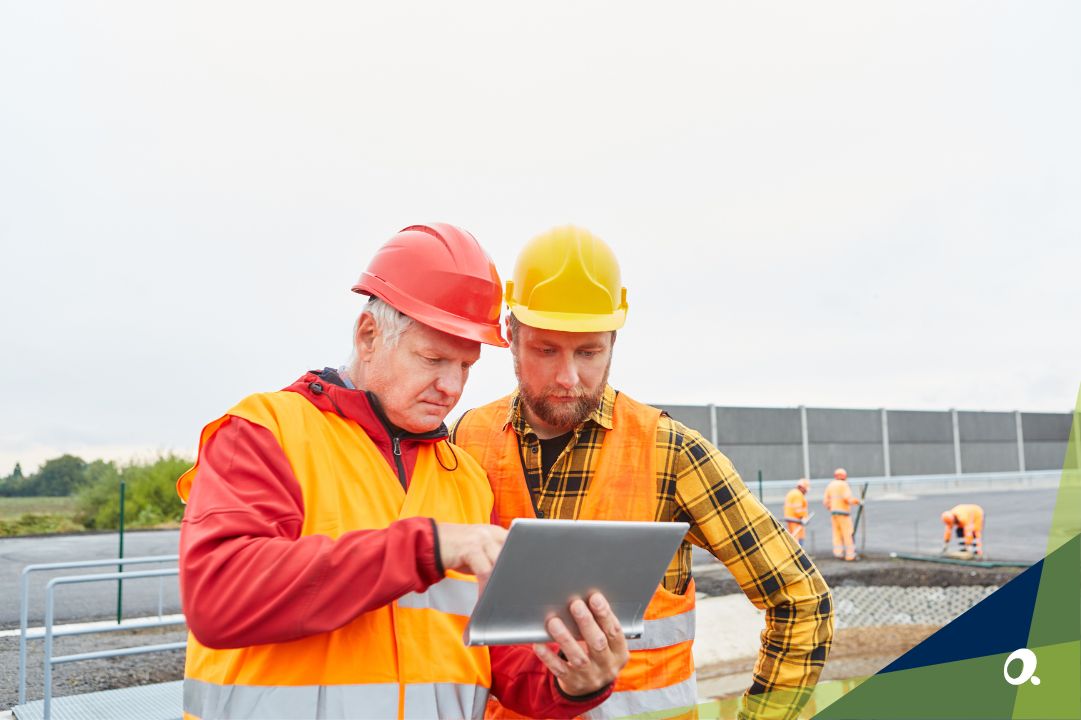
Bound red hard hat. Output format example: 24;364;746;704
834;468;848;480
352;223;508;347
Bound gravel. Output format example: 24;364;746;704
1;627;186;712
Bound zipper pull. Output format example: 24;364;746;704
392;436;401;456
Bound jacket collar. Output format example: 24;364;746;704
285;369;449;446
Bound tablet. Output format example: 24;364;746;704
463;518;689;646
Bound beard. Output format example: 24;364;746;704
513;351;612;431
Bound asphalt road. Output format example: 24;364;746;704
696;486;1059;568
2;484;1062;629
0;530;180;629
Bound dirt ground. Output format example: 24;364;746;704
694;551;1025;597
694;551;1024;699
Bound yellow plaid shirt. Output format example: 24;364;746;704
453;385;833;716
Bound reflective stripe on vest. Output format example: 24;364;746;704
454;391;697;720
625;608;696;651
404;683;490;720
185;678;489;720
583;674;698;720
179;391;494;720
398;576;478;617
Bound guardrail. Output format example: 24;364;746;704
18;555;185;718
753;469;1061;501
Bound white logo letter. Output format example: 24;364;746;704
1003;648;1040;686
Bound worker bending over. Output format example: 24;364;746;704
783;479;811;547
177;224;628;720
822;468;861;561
454;227;832;720
941;504;984;557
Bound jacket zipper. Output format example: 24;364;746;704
391;436;407;490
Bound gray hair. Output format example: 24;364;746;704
361;297;415;349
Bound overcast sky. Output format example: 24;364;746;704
1;1;1078;475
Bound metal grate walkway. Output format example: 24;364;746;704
12;681;182;720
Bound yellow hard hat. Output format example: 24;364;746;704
506;226;628;332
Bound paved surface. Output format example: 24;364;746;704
693;486;1059;567
0;531;180;629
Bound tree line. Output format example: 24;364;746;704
0;453;192;532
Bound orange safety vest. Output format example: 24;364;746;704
943;504;985;546
823;479;857;515
455;393;697;720
783;489;808;540
177;391;494;720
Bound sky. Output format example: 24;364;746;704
1;1;1078;475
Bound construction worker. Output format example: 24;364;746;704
783;479;812;546
176;224;629;720
453;226;833;720
941;504;985;556
823;468;861;561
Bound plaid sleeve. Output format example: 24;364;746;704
664;420;833;719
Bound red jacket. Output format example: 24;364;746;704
179;370;609;718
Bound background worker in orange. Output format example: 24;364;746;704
822;468;861;561
941;504;985;556
453;227;833;720
177;224;628;720
783;479;811;547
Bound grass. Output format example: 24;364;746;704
0;495;79;520
0;496;84;536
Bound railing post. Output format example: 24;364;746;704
44;580;56;720
881;408;891;479
800;405;810;480
708;403;718;448
1015;410;1026;473
951;408;963;476
19;568;31;704
118;479;126;624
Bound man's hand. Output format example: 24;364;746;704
532;592;630;697
436;523;508;584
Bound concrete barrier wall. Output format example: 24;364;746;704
1022;412;1074;470
958;411;1020;473
649;401;1073;480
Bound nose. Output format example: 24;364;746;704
434;365;465;398
554;353;579;389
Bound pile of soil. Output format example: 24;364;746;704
694;551;1023;597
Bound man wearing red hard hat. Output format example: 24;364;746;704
176;224;628;720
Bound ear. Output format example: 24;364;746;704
355;313;379;361
504;315;514;344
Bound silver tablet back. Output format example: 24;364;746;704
463;518;689;646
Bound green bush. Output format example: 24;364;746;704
75;455;191;530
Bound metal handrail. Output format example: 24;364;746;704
18;554;179;706
41;569;186;720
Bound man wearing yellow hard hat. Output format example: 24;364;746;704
454;227;834;720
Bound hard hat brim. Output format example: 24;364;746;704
509;304;626;333
355;279;509;348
